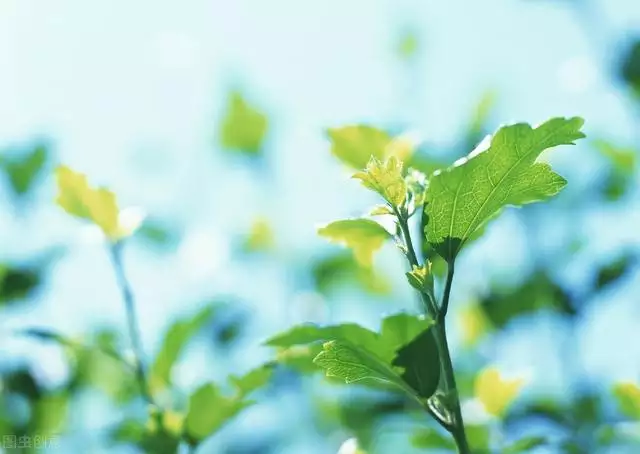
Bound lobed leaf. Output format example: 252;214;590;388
424;117;585;262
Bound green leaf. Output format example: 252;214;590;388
0;143;48;197
265;322;380;353
592;140;636;201
0;263;42;307
480;270;575;328
613;382;640;420
396;29;419;60
327;125;417;170
411;427;456;450
149;306;215;396
135;219;180;251
242;216;275;253
313;340;417;398
353;156;407;207
391;327;440;399
405;263;434;294
184;366;271;447
503;436;547;454
268;313;434;392
311;252;392;296
467;425;491;452
218;91;268;156
595;254;636;291
318;219;391;267
55;165;124;240
424;117;585;262
327;126;392;170
620;39;640;96
229;365;273;396
475;367;525;417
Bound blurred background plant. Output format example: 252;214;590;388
1;0;640;453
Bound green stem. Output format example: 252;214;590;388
396;209;438;316
395;209;468;450
438;262;455;324
108;242;155;407
434;323;470;454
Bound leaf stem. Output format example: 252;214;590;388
108;241;155;407
438;263;455;324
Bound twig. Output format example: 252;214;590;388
108;241;155;407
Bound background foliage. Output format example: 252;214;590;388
1;0;640;453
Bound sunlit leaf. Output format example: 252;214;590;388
318;219;391;268
327;126;391;170
613;382;640;420
219;91;268;156
242;216;275;253
474;367;525;417
424;117;585;262
311;252;392;296
405;263;433;294
458;302;491;347
327;126;415;170
353;156;407;207
184;365;272;446
467;425;491;452
55;166;123;240
313;340;416;398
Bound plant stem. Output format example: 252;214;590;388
434;323;470;454
396;210;438;316
438;262;455;324
395;210;469;451
108;241;155;407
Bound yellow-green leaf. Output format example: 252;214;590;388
55;166;121;240
353;156;407;208
318;219;391;268
327;126;415;170
242;216;275;252
474;367;524;417
219;91;268;155
613;382;640;420
405;263;433;294
458;303;491;347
